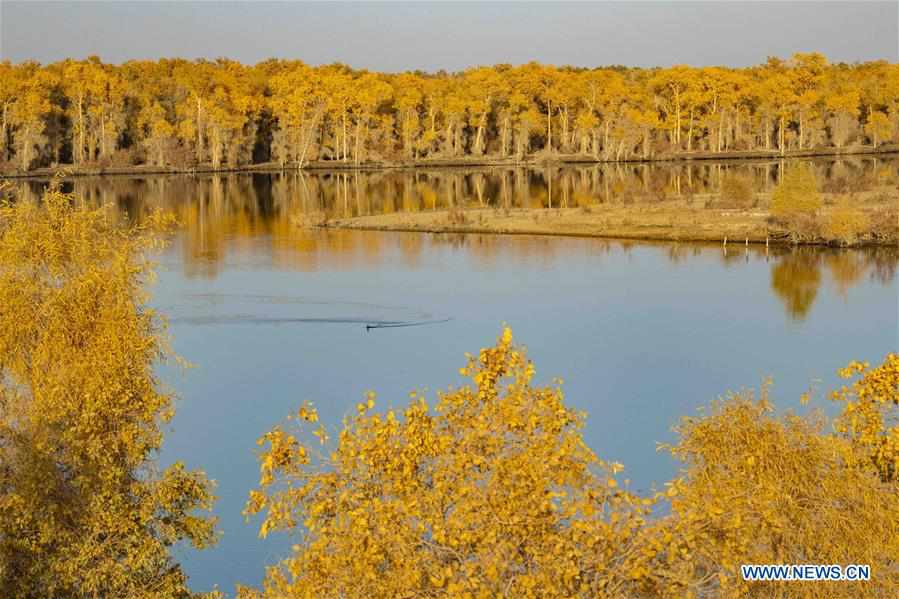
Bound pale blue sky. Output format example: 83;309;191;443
1;1;896;70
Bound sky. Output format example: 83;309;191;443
1;1;897;71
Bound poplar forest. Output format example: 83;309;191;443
2;53;899;173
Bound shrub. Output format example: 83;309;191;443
869;208;899;242
718;174;755;208
821;199;870;246
446;206;469;226
770;163;821;218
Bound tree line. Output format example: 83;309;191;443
1;53;898;172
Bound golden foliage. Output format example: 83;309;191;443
821;198;871;246
243;329;899;598
1;54;898;170
718;174;754;208
771;162;821;217
865;111;894;147
0;186;217;597
832;354;899;482
242;328;653;598
651;385;899;598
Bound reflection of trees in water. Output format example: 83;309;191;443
155;156;891;218
6;166;897;309
771;250;822;321
768;247;898;320
865;247;899;285
10;155;894;221
826;252;867;298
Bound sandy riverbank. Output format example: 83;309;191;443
314;201;899;247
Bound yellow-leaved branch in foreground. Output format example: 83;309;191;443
0;187;218;598
244;329;899;599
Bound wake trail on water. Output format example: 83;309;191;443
168;314;452;329
365;318;452;330
161;293;451;330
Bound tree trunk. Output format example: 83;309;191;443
404;112;414;159
474;111;486;155
211;127;221;168
603;121;610;159
1;103;7;161
674;93;681;146
297;108;322;169
799;110;804;150
195;96;203;163
546;100;552;152
779;114;786;156
20;124;31;170
686;108;695;152
87;133;96;163
501;117;510;157
354;117;363;165
342;112;348;161
77;94;85;165
717;110;725;152
100;108;107;159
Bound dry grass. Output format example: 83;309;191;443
320;188;898;246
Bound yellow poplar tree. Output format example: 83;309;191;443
241;328;652;598
770;162;821;217
865;111;893;147
832;354;899;482
647;381;899;599
0;187;217;597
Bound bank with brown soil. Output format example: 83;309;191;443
3;145;898;180
312;203;899;247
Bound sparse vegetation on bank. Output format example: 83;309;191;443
319;196;898;247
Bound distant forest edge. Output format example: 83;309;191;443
1;53;898;175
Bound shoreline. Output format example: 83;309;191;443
2;145;898;181
313;206;899;248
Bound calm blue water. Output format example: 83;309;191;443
149;228;897;594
